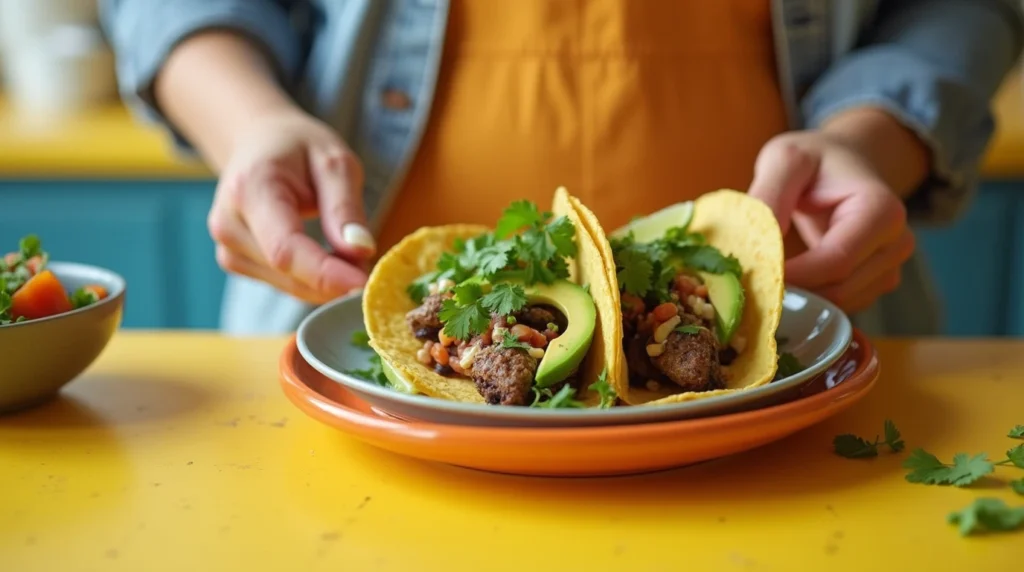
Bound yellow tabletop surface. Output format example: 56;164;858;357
0;333;1022;571
0;70;1023;179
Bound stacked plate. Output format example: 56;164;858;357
279;287;879;477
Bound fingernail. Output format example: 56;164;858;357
342;223;376;252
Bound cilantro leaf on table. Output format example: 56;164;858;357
832;419;904;458
479;283;527;317
499;330;532;352
903;449;994;487
531;384;585;409
1005;444;1024;469
947;498;1024;536
884;419;905;453
587;368;616;409
833;434;880;459
1012;479;1024;496
1009;425;1024;439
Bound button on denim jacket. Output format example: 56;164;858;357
100;0;1024;336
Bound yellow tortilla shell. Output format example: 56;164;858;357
570;188;785;406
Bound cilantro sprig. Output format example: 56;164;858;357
833;419;905;458
587;367;616;409
343;329;390;388
610;226;741;304
1010;425;1024;439
438;282;529;340
948;498;1024;536
530;384;585;409
498;330;532;351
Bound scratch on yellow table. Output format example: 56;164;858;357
0;333;1020;571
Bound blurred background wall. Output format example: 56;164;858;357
0;0;1022;335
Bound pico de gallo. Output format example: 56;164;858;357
0;235;109;325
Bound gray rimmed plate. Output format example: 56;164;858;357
295;287;852;428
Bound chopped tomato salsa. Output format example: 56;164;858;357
0;235;108;325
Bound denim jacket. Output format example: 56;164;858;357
100;0;1024;336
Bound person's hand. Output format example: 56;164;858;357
748;128;917;314
207;109;375;304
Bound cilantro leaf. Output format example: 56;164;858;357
475;242;514;277
588;368;616;409
545;216;577;258
1007;444;1024;469
531;384;585;409
344;354;390;388
496;201;544;238
19;234;43;260
0;291;14;325
438;298;489;340
947;498;1024;536
675;325;704;335
615;248;653;296
479;283;528;317
884;419;905;453
775;352;804;380
499;330;532;351
407;271;440;304
679;245;742;277
903;449;994;487
833;434;879;458
1010;425;1024;439
1012;479;1024;496
351;330;371;349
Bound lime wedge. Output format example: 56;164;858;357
610;201;695;242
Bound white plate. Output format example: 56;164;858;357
296;288;852;427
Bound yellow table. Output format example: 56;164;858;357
0;333;1021;571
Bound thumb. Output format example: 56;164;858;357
747;138;820;235
309;146;376;260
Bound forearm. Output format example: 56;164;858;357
820;107;931;199
153;30;301;170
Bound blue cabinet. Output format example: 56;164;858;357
0;179;226;329
1;178;1022;335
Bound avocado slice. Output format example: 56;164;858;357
697;270;744;345
528;280;596;388
610;201;694;242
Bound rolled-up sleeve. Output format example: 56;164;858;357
801;0;1024;225
99;0;304;152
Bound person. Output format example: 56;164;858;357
99;0;1022;336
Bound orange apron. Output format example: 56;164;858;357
377;0;789;252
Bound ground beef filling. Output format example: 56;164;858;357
471;346;538;405
403;296;565;405
406;292;448;340
622;273;738;393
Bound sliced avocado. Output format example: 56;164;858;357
379;360;417;394
527;280;596;388
610;201;694;242
698;270;744;345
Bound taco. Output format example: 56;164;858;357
362;188;618;408
566;189;785;406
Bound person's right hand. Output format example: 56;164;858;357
207;109;375;304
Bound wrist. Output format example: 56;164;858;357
819;107;931;199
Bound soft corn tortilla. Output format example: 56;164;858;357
363;188;612;404
569;188;785;406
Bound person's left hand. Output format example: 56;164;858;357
748;129;917;314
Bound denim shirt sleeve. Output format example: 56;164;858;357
800;0;1024;225
98;0;305;154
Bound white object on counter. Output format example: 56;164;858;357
2;23;116;118
0;0;98;50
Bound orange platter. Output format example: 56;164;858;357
279;329;880;477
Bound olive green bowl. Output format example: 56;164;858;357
0;261;126;414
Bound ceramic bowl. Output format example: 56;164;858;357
0;261;126;413
296;287;853;427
